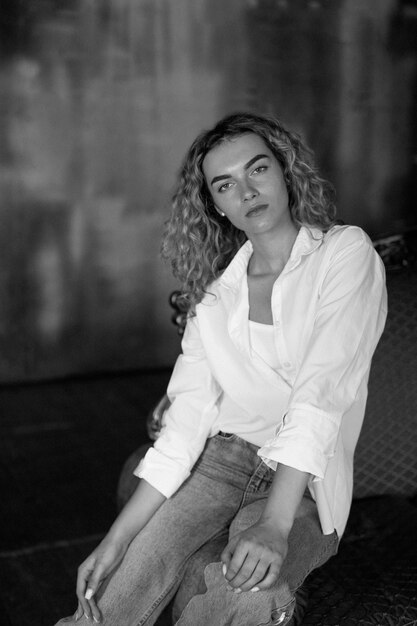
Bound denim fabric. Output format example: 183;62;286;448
56;433;338;626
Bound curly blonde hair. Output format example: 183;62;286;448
162;112;337;311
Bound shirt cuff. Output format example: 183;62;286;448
134;446;191;498
258;439;327;479
258;406;340;479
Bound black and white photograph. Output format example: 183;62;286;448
0;2;416;625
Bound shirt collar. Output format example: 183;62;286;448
219;226;325;289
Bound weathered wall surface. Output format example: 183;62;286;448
0;0;415;382
246;0;416;235
0;0;247;382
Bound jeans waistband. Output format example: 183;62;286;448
192;431;274;494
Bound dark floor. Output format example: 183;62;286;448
0;369;171;626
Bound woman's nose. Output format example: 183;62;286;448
240;180;258;202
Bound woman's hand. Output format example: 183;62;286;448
221;519;289;593
221;464;310;593
74;535;129;622
71;478;166;622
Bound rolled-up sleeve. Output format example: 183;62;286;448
135;314;221;497
259;229;387;479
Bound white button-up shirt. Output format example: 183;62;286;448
137;225;387;537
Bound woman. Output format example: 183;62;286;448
57;112;387;626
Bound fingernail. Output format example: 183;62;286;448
250;586;260;592
93;618;101;624
226;584;233;591
233;587;242;594
84;615;90;621
85;588;94;600
222;564;227;577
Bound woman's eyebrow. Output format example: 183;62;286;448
210;154;270;186
244;154;269;171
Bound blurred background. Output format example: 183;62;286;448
0;0;416;384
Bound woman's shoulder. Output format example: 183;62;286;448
322;224;372;254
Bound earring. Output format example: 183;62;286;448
219;211;225;217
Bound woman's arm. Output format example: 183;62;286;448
221;464;309;592
74;313;220;621
75;479;166;622
259;229;387;487
136;313;222;500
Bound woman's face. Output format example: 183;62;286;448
202;133;291;237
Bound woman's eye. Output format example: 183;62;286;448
253;165;267;175
218;182;233;193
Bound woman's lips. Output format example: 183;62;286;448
246;203;268;217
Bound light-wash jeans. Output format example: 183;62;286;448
56;433;338;626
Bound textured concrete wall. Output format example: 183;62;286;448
0;0;415;382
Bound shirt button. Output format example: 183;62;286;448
283;361;291;369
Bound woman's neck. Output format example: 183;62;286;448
248;222;300;277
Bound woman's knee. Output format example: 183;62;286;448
174;558;296;626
